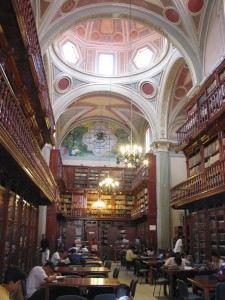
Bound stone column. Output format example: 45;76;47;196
151;141;173;250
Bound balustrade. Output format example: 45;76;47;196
12;0;55;134
57;207;131;219
177;82;225;147
171;159;225;207
0;67;57;201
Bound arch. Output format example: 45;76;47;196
39;4;202;83
53;83;158;146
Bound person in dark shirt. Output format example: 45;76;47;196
68;249;85;265
40;234;50;265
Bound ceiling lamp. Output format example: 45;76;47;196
92;195;106;208
116;144;144;168
99;176;119;194
116;2;144;168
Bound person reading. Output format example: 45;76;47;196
0;266;26;300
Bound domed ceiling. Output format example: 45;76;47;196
54;18;168;76
32;0;214;166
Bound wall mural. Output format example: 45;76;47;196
60;124;129;162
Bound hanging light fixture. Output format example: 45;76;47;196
98;79;120;194
92;194;106;208
116;1;145;168
99;176;119;194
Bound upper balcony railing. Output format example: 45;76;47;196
170;159;225;208
176;81;225;149
0;66;57;202
57;207;131;220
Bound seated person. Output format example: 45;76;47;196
0;266;26;300
126;245;138;268
146;247;154;256
51;248;69;266
68;249;85;265
80;244;89;253
163;250;172;262
184;254;194;267
164;252;187;269
26;261;57;300
115;284;132;300
205;252;224;270
68;243;79;252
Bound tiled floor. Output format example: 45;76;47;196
109;262;168;300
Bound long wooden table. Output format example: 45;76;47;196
54;266;110;277
45;277;121;300
187;277;217;300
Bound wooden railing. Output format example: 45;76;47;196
132;164;148;190
12;0;55;144
131;206;148;219
58;208;131;219
0;67;57;201
176;82;225;148
170;159;225;207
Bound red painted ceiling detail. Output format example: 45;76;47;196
130;30;139;40
172;64;193;109
113;33;123;43
165;8;180;23
187;0;204;14
90;31;101;41
40;0;51;19
100;19;114;34
61;0;76;13
192;15;201;32
76;26;86;37
175;87;186;98
58;78;70;90
142;82;154;96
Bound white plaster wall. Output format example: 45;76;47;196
170;154;187;187
37;144;52;246
170;153;187;243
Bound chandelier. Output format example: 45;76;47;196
92;195;106;208
116;3;144;168
116;144;144;168
99;175;119;194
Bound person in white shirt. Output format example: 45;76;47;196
80;244;89;253
205;253;224;270
173;235;184;254
50;249;68;265
26;262;57;300
165;252;187;269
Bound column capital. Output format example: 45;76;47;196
150;140;177;152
